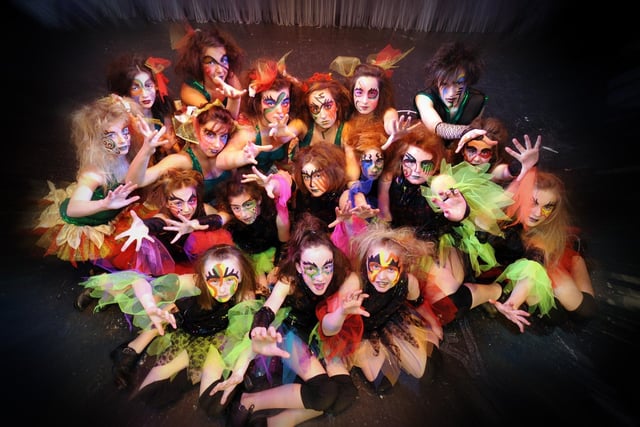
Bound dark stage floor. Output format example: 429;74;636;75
4;5;640;427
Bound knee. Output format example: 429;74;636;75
300;373;338;411
326;374;358;415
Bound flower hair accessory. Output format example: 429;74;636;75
248;51;295;98
366;44;414;77
301;72;333;92
145;57;172;101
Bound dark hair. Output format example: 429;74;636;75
301;78;353;125
276;213;350;298
423;41;484;88
174;26;245;82
106;52;174;118
349;63;395;119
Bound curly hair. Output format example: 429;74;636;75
174;26;245;82
300;78;353;125
71;94;143;188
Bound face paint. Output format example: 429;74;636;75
102;119;131;155
198;120;230;157
296;245;334;296
367;248;401;291
438;72;467;109
129;71;156;110
360;148;384;180
301;164;328;197
401;147;435;184
353;76;380;115
201;46;230;82
308;89;337;130
526;188;558;228
229;194;260;225
203;259;240;303
463;139;494;165
167;186;198;220
261;89;291;124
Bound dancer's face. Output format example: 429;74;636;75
353;76;379;115
366;243;401;292
203;256;241;303
229;191;260;225
102;118;131;156
526;187;557;228
261;88;290;124
401;146;435;185
202;46;230;83
167;185;198;220
437;70;467;109
308;89;338;130
360;148;384;180
296;245;334;296
129;71;156;112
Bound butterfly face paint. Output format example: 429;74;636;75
367;247;401;292
167;186;198;220
203;258;241;303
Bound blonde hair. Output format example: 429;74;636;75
71;94;142;187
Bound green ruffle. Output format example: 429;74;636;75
497;258;555;316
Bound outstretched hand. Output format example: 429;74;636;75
505;134;541;181
381;114;421;150
115;210;153;252
251;326;290;358
241;166;276;198
163;214;208;244
212;76;247;99
241;141;274;166
341;290;370;317
489;299;531;333
104;181;140;210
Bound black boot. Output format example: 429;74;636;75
110;342;140;390
74;288;95;311
136;369;192;408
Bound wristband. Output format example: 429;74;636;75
250;306;276;336
143;217;166;233
198;214;223;230
507;160;522;177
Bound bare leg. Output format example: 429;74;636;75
139;349;189;389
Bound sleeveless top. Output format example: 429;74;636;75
414;87;487;125
254;126;288;174
185;79;211;103
298;122;344;149
59;184;121;226
185;146;230;204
